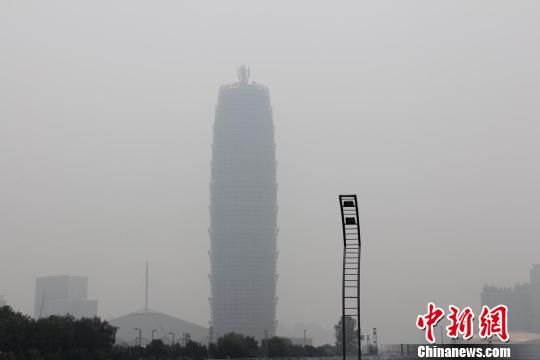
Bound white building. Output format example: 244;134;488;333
34;275;98;319
209;67;278;340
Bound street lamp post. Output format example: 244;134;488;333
134;328;142;347
303;329;307;356
264;330;269;360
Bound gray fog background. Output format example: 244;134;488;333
1;1;539;344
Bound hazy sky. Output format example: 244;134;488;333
1;1;539;344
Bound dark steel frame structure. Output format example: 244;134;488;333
339;195;361;360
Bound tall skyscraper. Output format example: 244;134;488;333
209;67;278;339
34;275;98;319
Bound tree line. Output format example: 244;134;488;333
1;305;372;359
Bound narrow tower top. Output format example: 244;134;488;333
237;66;250;84
145;261;149;313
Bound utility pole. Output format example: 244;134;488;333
169;332;175;346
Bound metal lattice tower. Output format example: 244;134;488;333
339;195;361;360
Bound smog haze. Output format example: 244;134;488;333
1;1;539;344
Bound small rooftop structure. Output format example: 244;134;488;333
237;65;250;84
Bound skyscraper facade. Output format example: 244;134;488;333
209;67;278;340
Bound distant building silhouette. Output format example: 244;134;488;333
34;275;98;319
289;337;313;346
110;310;208;346
481;264;540;334
209;66;278;339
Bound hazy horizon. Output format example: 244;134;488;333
1;1;539;345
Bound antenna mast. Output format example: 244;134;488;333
145;261;149;313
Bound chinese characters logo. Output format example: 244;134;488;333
416;303;509;343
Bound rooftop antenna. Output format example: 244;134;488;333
237;65;250;85
145;261;149;313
